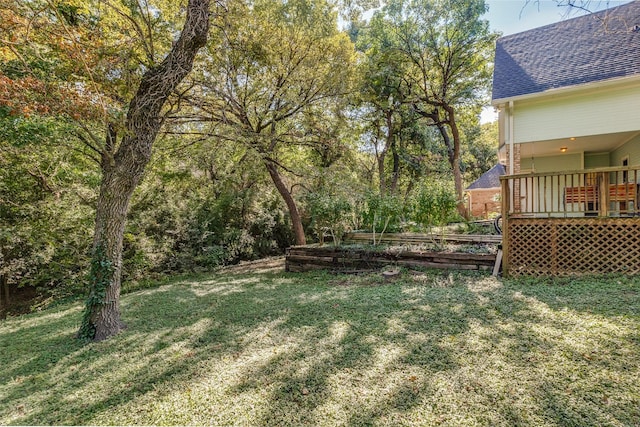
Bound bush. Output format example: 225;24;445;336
361;192;404;244
305;192;352;245
411;183;458;233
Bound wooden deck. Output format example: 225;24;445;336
500;166;640;276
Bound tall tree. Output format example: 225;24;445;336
381;0;498;217
80;0;210;341
190;0;355;245
355;12;412;196
0;0;212;340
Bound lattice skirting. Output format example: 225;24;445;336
507;217;640;276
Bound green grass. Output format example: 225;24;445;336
1;261;639;426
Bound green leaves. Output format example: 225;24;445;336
362;192;403;238
305;192;353;245
202;0;355;138
78;243;114;341
411;182;458;231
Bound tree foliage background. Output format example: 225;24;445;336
0;0;498;317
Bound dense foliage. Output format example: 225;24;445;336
0;0;498;316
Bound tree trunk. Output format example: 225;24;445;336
78;0;210;341
436;106;468;219
444;107;468;219
265;161;306;245
0;274;7;315
390;136;400;194
83;162;138;340
377;150;387;196
451;156;466;218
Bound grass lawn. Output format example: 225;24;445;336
1;259;639;426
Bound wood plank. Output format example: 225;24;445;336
287;254;335;263
344;233;500;244
492;249;503;276
286;244;499;274
396;260;478;270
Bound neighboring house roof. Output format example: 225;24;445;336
492;0;640;101
466;164;506;190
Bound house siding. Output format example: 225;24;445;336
521;153;582;173
512;83;640;144
611;134;640;167
584;153;610;169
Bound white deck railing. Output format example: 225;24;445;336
500;166;640;218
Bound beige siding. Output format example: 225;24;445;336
584;153;610;169
513;84;640;144
521;153;582;173
611;134;640;166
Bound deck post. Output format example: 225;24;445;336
501;177;510;276
599;171;610;217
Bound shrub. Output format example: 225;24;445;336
361;192;404;244
305;193;352;245
411;183;457;233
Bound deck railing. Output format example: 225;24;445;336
500;166;640;218
499;166;640;276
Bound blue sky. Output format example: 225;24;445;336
480;1;633;122
484;0;634;36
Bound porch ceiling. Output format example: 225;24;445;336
518;130;640;158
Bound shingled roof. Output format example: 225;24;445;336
492;0;640;101
466;163;506;190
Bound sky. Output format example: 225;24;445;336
484;0;633;37
479;0;633;122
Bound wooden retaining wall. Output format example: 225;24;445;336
343;232;501;245
286;245;496;273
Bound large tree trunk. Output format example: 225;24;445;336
84;165;134;340
444;107;468;219
376;110;397;196
377;150;387;196
390;136;400;194
0;274;8;316
265;161;306;245
78;0;210;341
436;106;468;219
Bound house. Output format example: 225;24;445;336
465;163;505;218
492;0;640;276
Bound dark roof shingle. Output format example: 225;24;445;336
466;163;506;190
492;1;640;101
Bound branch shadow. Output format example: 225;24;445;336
0;269;638;425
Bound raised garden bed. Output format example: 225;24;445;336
343;232;501;245
285;244;497;273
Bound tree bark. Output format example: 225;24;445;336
79;0;210;341
265;161;306;245
434;106;468;219
377;149;387;196
444;106;467;219
390;136;400;194
0;274;7;314
377;110;395;196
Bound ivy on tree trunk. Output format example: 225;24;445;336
78;0;211;342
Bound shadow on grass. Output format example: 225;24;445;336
0;268;638;425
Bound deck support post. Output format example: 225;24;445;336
599;172;610;217
501;177;510;276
